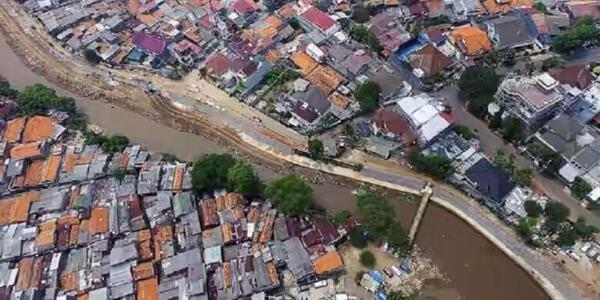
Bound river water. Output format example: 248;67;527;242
0;37;549;300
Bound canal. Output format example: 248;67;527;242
0;36;549;300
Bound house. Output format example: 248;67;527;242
495;73;567;134
333;49;379;81
396;93;453;146
464;157;515;210
448;25;492;58
298;6;339;36
481;0;533;15
372;108;416;144
407;44;453;78
369;10;412;57
548;65;595;90
529;12;570;45
447;0;483;21
566;1;600;20
571;81;600;123
228;0;258;26
133;31;167;56
502;186;547;225
485;15;537;52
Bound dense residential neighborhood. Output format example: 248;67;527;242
6;0;600;298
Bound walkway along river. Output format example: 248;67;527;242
0;36;551;300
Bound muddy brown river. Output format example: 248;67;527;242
0;36;549;300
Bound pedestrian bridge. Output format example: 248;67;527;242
408;183;433;244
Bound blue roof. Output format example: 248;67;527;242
368;270;385;283
464;158;515;206
375;291;387;300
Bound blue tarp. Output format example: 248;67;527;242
375;291;387;300
368;270;385;283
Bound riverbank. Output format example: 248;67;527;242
0;6;558;299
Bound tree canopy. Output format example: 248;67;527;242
83;49;102;64
191;154;237;191
513;167;534;186
227;161;263;198
571;176;592;199
349;226;368;248
352;5;371;23
350;25;383;54
16;84;77;116
387;222;410;254
552;16;600;53
573;217;598;240
458;66;501;118
265;174;313;215
502;117;525;143
407;152;454;179
454;124;476;140
556;224;578;247
524;200;544;218
353;81;381;113
83;131;129;155
0;79;18;98
308;139;324;160
356;191;397;239
360;250;376;268
544;201;570;233
533;2;547;14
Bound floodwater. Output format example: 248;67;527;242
0;37;549;300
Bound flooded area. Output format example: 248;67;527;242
0;36;550;300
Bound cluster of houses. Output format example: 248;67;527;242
0;104;357;299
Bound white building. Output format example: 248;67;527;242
503;186;547;225
396;93;453;146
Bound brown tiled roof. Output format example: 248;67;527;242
36;219;56;248
482;0;532;14
290;51;318;75
89;206;109;235
306;65;343;96
16;257;34;290
408;44;452;77
200;198;218;228
172;164;184;190
59;271;78;291
2;117;25;143
136;278;158;300
548;65;596;90
328;92;351;109
132;262;155;281
22;116;54;143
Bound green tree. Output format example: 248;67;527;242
533;2;547;14
100;135;129;154
349;226;368;248
329;210;350;226
387;222;410;254
359;250;376;268
556;224;579;247
517;217;535;242
350;25;383;54
544;201;570;233
83;49;102;64
265;174;313;215
424;15;450;27
541;55;564;70
502;117;524;143
0;79;18;98
493;150;516;175
571;176;592;199
454;124;475;140
524;200;544;218
356;191;395;239
307;138;324;160
573;217;598;239
407;152;454;179
353;81;381;113
161;153;180;162
227;161;263;198
552;17;600;53
16;84;77;116
191;154;237;191
458;66;501;118
527;140;563;174
513;167;533;186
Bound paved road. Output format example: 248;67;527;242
436;86;600;228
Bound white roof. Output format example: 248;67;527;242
588;187;600;202
559;162;581;183
412;104;439;127
419;114;451;143
397;94;428;115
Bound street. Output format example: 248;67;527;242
436;86;600;228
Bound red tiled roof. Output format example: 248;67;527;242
373;108;416;143
204;52;231;76
548;65;596;90
133;32;167;55
231;0;256;14
301;7;336;31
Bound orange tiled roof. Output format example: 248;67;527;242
136;277;158;300
89;206;109;235
290;51;318;75
449;25;492;56
265;48;281;63
328;92;351;109
306;65;344;96
312;250;344;274
132;262;155;280
22;116;53;143
2;117;26;143
36;219;56;247
257;15;283;39
0;191;38;225
41;154;62;183
23;159;44;187
10;141;44;160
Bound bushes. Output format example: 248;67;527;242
407;152;454;179
84;131;129;155
360;250;376;268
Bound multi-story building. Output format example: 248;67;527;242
495;73;568;135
